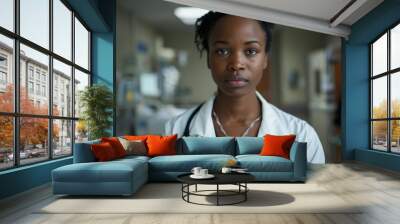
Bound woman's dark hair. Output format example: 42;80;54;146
194;11;273;57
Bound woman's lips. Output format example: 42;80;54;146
225;78;248;87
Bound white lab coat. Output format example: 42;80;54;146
164;92;325;164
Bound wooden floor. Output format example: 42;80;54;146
1;162;400;224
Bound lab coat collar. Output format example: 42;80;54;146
188;91;278;137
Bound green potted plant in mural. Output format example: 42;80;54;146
79;84;113;140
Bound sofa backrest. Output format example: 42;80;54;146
74;136;301;161
178;137;236;155
73;139;100;163
235;137;264;155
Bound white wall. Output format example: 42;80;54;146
275;27;327;107
116;5;158;76
160;30;216;105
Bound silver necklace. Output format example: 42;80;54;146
212;109;261;137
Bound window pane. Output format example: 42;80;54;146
391;24;400;70
74;69;89;118
0;116;13;170
391;72;400;118
372;121;388;151
20;44;49;115
53;0;72;60
20;0;49;49
75;120;88;143
20;117;49;165
372;77;387;119
53;119;72;158
74;18;89;70
0;34;14;112
372;33;387;76
0;0;14;31
53;59;72;117
391;120;400;153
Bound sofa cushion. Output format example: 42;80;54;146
235;137;263;155
148;154;235;172
115;155;150;163
180;137;235;155
236;155;293;172
52;158;147;183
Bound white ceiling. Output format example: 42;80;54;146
118;0;384;38
224;0;353;23
117;0;190;32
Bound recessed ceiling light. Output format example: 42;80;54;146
174;7;209;25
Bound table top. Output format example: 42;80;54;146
177;172;255;185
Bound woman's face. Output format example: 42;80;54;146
208;15;268;97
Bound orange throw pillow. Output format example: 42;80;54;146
260;134;296;159
101;137;127;158
91;142;117;161
146;134;177;157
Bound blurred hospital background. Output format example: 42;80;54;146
115;0;342;163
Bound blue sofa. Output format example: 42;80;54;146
52;137;307;196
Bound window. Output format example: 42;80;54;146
0;0;14;32
0;34;13;113
53;0;72;60
28;67;34;80
36;83;40;95
0;71;6;85
0;55;7;67
42;85;46;97
75;17;89;70
371;23;400;154
35;70;41;81
0;54;8;89
0;0;91;170
53;59;72;117
20;0;49;49
28;81;34;94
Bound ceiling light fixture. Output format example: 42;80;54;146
174;7;209;25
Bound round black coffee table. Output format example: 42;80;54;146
177;172;255;206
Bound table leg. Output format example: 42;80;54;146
181;184;183;199
245;183;247;201
217;184;219;206
195;184;197;192
187;184;190;202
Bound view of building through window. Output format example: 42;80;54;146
0;0;90;170
371;23;400;153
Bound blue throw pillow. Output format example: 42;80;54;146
235;137;264;155
180;137;235;155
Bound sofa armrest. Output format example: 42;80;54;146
73;140;100;163
289;142;307;181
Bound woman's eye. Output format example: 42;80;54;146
216;48;229;56
246;49;257;56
